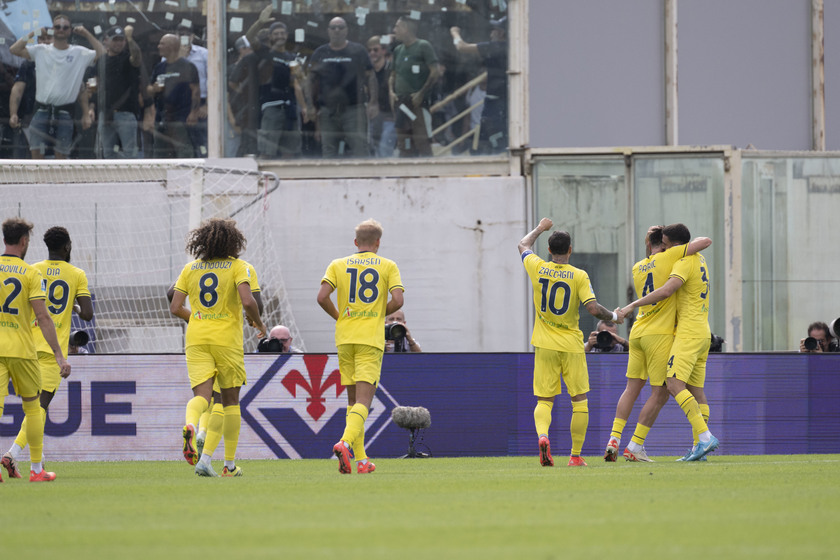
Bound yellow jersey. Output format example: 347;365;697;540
0;255;46;359
671;253;711;339
174;257;253;349
322;251;403;351
31;260;90;357
628;244;688;339
522;251;596;353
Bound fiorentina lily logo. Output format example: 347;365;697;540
241;354;397;459
281;356;344;422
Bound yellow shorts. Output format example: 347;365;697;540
533;347;589;398
185;345;247;390
38;351;62;393
337;344;383;386
0;356;41;399
666;336;711;387
212;374;247;395
626;334;674;386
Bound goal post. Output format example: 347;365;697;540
0;159;303;354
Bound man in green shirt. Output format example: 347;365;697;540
389;16;440;157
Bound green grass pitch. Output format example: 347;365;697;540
3;455;838;559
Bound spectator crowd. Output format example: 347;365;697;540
0;6;508;160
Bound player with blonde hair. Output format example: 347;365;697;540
318;218;404;474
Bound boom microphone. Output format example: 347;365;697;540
391;406;431;430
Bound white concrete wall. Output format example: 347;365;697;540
263;175;530;353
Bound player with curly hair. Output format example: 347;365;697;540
170;218;266;477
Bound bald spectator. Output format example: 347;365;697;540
384;310;422;353
148;34;199;158
306;17;377;158
257;324;302;353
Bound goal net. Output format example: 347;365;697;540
0;159;303;354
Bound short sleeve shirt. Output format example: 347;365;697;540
0;255;46;359
322;252;403;351
32;260;90;357
174;258;253;349
522;251;596;353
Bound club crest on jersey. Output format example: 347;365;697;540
241;354;398;459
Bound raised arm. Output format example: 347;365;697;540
450;27;480;56
9;31;34;59
518;217;553;255
74;25;105;61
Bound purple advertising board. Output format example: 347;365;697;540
2;353;837;460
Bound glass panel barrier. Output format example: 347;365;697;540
0;1;509;161
533;157;629;338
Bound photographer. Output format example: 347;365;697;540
384;310;421;353
257;324;302;353
799;321;840;353
584;320;628;353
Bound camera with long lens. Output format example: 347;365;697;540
710;333;725;353
257;337;285;353
595;330;615;350
385;322;407;341
804;337;820;351
69;330;89;347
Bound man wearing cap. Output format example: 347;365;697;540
177;23;208;157
94;25;142;158
450;19;508;154
9;14;105;159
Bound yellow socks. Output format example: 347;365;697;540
534;400;553;437
610;417;627;442
202;403;225;457
347;409;367;462
185;396;209;429
223;405;241;462
694;403;711;445
570;399;589;456
340;403;368;446
198;406;212;436
630;424;651;446
675;389;708;436
22;399;44;464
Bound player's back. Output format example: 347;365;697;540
522;252;595;352
174;257;252;349
32;259;90;357
0;255;44;359
629;243;687;338
324;251;403;350
671;253;711;338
